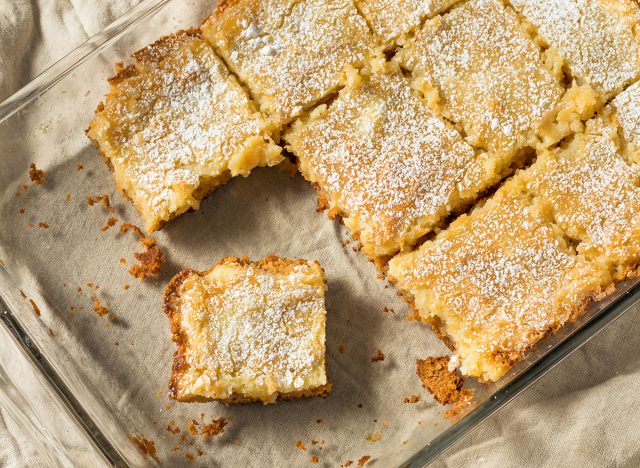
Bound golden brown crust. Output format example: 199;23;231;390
213;255;319;276
394;270;633;385
163;268;199;400
416;356;463;405
131;28;200;64
163;257;330;403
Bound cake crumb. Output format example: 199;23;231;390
296;440;307;451
357;455;371;466
371;350;385;363
444;389;476;419
91;291;111;319
120;222;145;239
65;193;71;202
120;258;127;265
19;290;27;299
47;327;56;337
129;241;163;279
76;164;84;171
338;344;345;353
310;455;319;464
38;222;49;228
101;217;118;232
416;357;463;405
187;419;199;436
29;299;41;317
87;194;114;213
29;163;46;185
167;420;181;435
128;434;158;461
201;417;228;441
121;224;164;279
184;452;195;461
341;461;353;467
19;208;25;215
403;395;421;404
316;419;323;424
357;403;363;408
123;284;130;290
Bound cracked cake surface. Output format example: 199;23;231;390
201;0;378;126
396;0;563;159
388;175;608;382
509;0;640;98
285;61;505;263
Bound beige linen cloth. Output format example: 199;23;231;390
1;1;640;467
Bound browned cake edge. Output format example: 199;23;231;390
163;256;332;404
389;263;640;385
85;29;242;234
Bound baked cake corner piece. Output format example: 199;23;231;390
509;0;640;98
284;60;502;264
396;0;563;159
164;256;331;404
200;0;379;126
388;177;608;382
86;30;283;233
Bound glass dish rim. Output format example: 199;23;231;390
2;1;640;465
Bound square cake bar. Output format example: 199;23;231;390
397;0;563;159
388;176;608;382
165;256;331;404
201;0;378;126
510;0;640;98
285;62;505;264
86;30;282;232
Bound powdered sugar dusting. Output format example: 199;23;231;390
356;0;458;42
398;0;563;157
89;33;277;230
509;0;640;96
179;260;327;398
611;80;640;154
286;69;496;256
389;185;603;380
530;120;640;263
202;0;377;124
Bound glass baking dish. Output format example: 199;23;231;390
2;0;640;465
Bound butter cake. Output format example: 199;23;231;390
356;0;458;43
284;62;504;263
388;176;607;382
86;30;282;233
527;118;640;280
165;256;331;404
396;0;563;159
509;0;640;98
200;0;378;126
